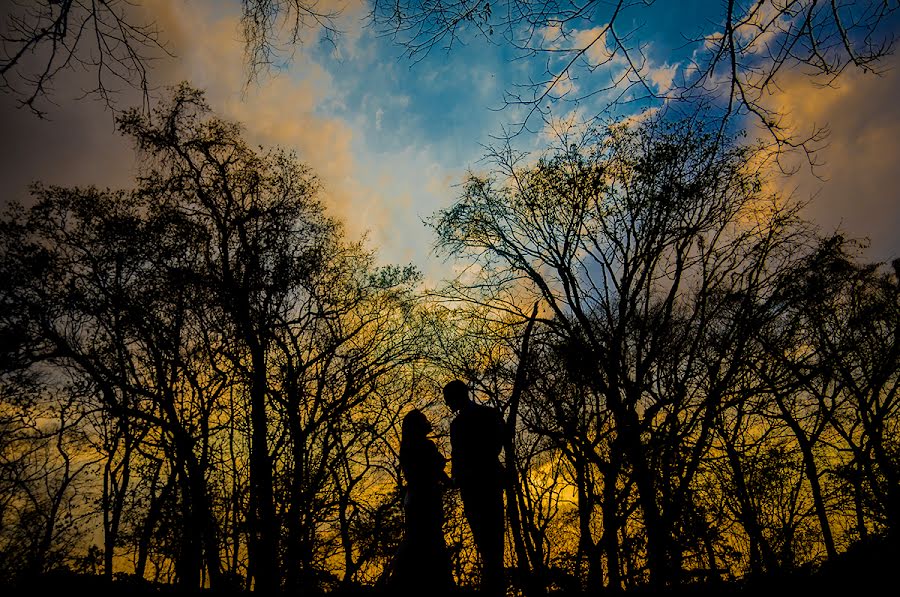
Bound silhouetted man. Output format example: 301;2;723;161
443;379;505;596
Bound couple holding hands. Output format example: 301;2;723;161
389;380;506;596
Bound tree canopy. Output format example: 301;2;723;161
3;1;896;156
1;85;897;594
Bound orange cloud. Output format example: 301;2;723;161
139;1;366;234
1;1;376;244
760;55;900;262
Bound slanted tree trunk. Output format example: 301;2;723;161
135;466;175;580
723;441;778;575
503;304;544;596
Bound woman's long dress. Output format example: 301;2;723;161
390;437;453;592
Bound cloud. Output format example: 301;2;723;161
0;88;137;200
572;26;617;68
547;71;578;98
644;61;678;94
1;0;372;249
537;105;592;145
761;56;900;261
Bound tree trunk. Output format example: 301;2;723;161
612;400;668;587
504;304;544;596
285;394;305;591
248;353;279;593
599;456;622;591
723;442;778;575
135;466;174;580
103;434;133;581
797;436;837;559
774;394;837;560
175;467;202;590
573;457;601;591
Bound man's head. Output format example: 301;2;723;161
443;379;470;412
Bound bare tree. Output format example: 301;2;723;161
240;0;342;82
0;0;167;116
430;112;816;586
5;0;895;156
0;182;230;588
372;0;897;152
1;82;434;591
767;237;900;537
0;0;340;116
0;380;98;579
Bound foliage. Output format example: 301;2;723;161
1;89;898;593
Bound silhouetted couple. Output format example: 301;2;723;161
388;380;506;596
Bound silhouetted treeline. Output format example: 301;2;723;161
1;87;897;594
0;84;426;593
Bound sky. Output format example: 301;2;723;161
2;0;899;282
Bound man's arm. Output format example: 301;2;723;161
449;418;460;486
493;406;506;458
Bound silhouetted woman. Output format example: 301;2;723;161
388;409;454;593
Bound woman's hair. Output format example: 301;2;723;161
402;408;431;440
